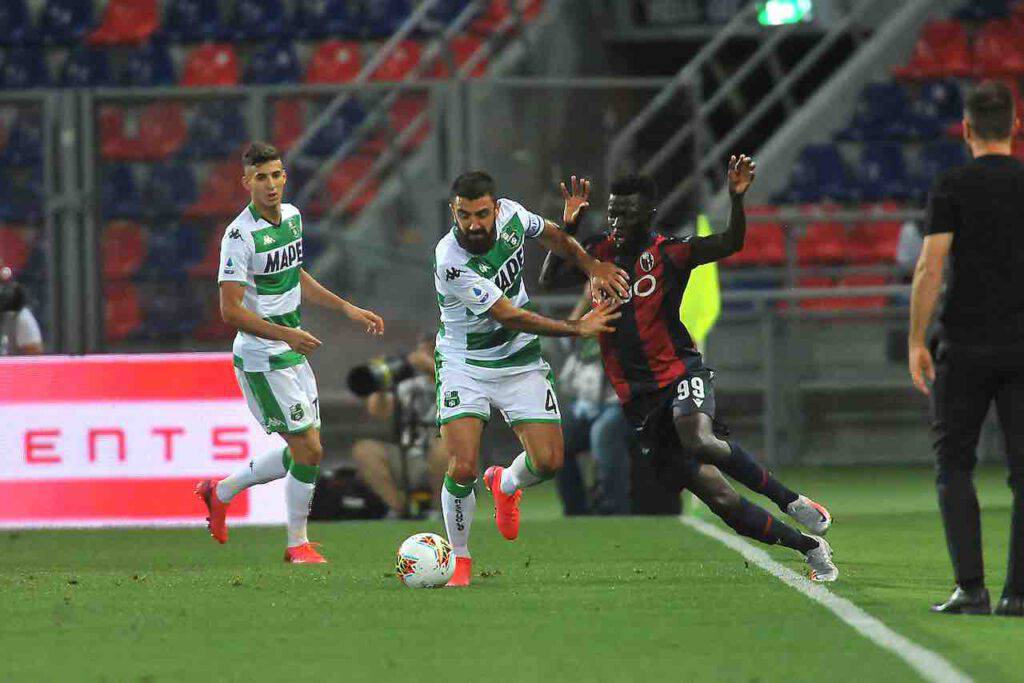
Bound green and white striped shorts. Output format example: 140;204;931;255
235;360;320;435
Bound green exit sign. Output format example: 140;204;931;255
758;0;813;25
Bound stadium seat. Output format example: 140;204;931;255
101;164;144;218
143;161;198;217
389;94;430;151
178;102;247;159
430;0;475;24
306;40;363;84
185;161;249;218
722;277;781;313
326;155;379;213
472;0;544;33
847;217;900;264
797;220;847;265
245;40;301;84
796;276;842;311
835;274;888;309
229;0;289;41
917;80;963;127
88;0;158;46
306;100;367;156
181;43;239;87
272;98;305;152
363;0;413;38
721;216;785;268
956;0;1010;21
0;226;32;272
838;83;911;141
0;1;37;45
295;0;358;39
892;20;970;80
192;296;235;341
104;282;142;342
430;36;487;78
857;144;911;201
0;118;43;167
102;103;187;161
161;0;224;42
60;46;112;87
371;40;422;81
912;142;967;200
0;48;50;89
776;144;854;203
0;173;42;222
139;285;201;340
143;224;191;279
39;0;94;44
120;41;175;86
972;20;1024;77
102;221;147;280
187;227;222;278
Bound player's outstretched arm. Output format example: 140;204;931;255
690;154;756;266
489;296;620;338
299;269;384;337
220;281;322;355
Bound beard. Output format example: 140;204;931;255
457;227;496;254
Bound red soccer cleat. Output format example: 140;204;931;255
446;556;472;587
484;465;521;541
194;479;229;544
284;542;327;564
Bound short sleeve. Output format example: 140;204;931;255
15;308;42;347
502;198;546;240
436;261;504;315
218;228;252;283
925;173;957;235
662;236;692;268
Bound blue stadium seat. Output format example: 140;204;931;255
775;144;856;203
142;223;206;279
244;40;300;84
143;161;198;217
918;79;963;124
294;0;358;38
429;0;475;24
0;0;36;45
0;119;43;167
120;41;175;86
0;47;50;88
0;174;42;221
230;0;290;40
363;0;413;38
858;144;912;201
838;83;913;141
140;286;201;339
911;142;967;200
178;102;248;159
102;164;144;219
161;0;224;41
39;0;94;44
954;0;1008;21
306;100;367;157
60;46;112;87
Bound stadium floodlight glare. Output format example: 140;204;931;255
758;0;813;25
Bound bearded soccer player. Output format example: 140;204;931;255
195;141;385;564
540;158;839;581
434;171;626;586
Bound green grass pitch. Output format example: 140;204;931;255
0;466;1020;682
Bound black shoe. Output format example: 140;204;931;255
930;586;991;615
994;594;1024;617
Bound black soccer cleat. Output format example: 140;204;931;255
930;586;991;615
994;594;1024;617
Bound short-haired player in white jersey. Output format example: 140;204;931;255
434;171;628;586
195;141;384;564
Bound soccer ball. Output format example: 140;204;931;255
395;533;455;588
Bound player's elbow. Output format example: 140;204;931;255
220;302;242;327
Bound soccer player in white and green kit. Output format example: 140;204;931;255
195;141;384;564
434;171;628;585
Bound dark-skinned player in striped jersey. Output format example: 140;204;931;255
540;156;839;581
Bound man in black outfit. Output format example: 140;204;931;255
910;80;1024;616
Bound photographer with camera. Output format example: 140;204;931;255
0;266;42;356
347;335;447;519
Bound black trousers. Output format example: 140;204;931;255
931;341;1024;591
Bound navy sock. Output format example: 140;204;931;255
724;442;799;511
723;498;817;554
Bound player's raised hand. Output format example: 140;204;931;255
589;260;630;301
345;304;385;337
727;154;756;196
285;328;323;355
909;344;935;396
576;298;621;338
561;175;591;228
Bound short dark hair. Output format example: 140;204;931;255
965;81;1015;141
242;141;281;168
609;173;657;203
450;171;496;201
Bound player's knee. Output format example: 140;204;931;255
533;448;563;475
448;458;477;484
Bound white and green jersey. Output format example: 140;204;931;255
433;198;548;377
218;202;306;373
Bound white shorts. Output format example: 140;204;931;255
436;362;561;427
235;360;320;435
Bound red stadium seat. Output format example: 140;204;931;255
390;94;430;151
104;282;142;342
102;221;147;280
973;20;1024;77
721;224;785;267
796;277;841;311
306;40;362;84
835;274;888;309
847;221;900;264
371;40;422;81
188;229;222;279
893;20;971;80
0;225;32;272
88;0;158;46
99;103;187;161
429;36;487;78
327;155;379;213
472;0;544;34
181;44;240;87
797;221;847;265
272;98;305;152
185;161;250;219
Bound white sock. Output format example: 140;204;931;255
285;469;317;547
500;451;545;495
441;475;476;558
216;448;290;503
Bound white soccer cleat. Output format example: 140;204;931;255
786;495;832;535
805;535;838;583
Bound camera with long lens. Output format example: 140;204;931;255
347;355;416;397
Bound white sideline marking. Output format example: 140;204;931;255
681;516;973;683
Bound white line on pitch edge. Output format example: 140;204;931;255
681;516;973;683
